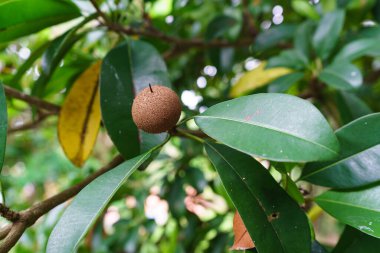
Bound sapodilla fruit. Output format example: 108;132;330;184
132;85;181;133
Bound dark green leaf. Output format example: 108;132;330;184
205;143;311;253
318;62;362;90
316;184;380;238
100;40;170;159
302;113;380;188
335;91;372;124
195;93;339;162
253;24;297;52
0;0;81;43
332;226;380;253
267;49;308;70
46;152;153;253
0;83;7;172
312;10;345;59
268;72;304;93
334;38;380;62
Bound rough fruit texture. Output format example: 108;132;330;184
132;85;181;133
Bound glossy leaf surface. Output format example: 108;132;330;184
302;113;380;188
206;143;311;253
316;184;380;238
0;0;81;43
100;40;170;159
46;152;152;253
196;93;339;162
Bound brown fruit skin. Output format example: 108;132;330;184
132;85;182;133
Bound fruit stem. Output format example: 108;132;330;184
175;128;205;143
149;83;153;93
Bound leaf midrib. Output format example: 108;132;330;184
198;115;338;156
207;144;286;253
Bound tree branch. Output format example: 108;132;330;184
3;86;60;114
0;155;124;252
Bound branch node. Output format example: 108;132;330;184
0;204;20;223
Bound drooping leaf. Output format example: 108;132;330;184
302;113;380;188
318;62;362;90
266;49;309;70
332;226;380;253
268;72;304;93
312;10;345;59
205;143;311;253
315;184;380;238
229;62;291;97
0;0;81;43
46;152;153;253
252;24;297;52
231;211;255;250
333;38;380;62
32;14;96;97
58;61;101;167
100;40;170;159
196;93;339;162
0;83;7;172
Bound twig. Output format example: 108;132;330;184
89;0;110;24
0;155;124;252
7;112;54;134
3;86;60;114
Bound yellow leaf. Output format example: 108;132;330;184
58;61;102;167
230;62;292;98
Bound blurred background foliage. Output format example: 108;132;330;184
1;0;380;252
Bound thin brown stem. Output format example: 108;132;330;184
3;86;60;113
0;155;124;252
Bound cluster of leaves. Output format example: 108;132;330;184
1;0;380;253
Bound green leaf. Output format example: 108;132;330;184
292;1;320;20
312;10;345;59
335;91;372;124
268;72;304;93
100;40;170;159
302;113;380;188
267;49;309;70
32;14;96;97
284;174;305;205
332;226;380;253
334;38;380;62
0;83;7;172
0;0;81;43
252;24;297;52
195;93;339;162
318;62;362;90
46;152;152;253
315;184;380;238
205;143;311;253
